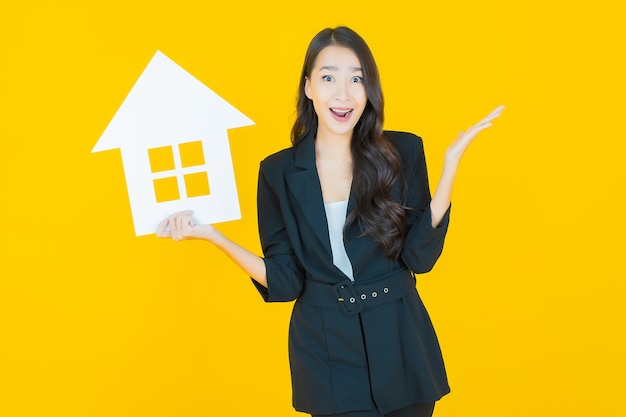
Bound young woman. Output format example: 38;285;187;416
158;26;503;417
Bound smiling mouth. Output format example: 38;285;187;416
330;108;353;118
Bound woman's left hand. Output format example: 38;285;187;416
445;105;505;166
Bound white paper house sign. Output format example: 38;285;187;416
93;51;254;236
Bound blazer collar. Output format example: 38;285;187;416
292;132;356;210
285;133;358;280
285;133;331;254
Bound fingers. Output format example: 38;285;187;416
477;113;500;127
156;218;171;238
174;215;183;240
173;213;189;240
480;105;505;124
488;104;505;116
445;105;504;164
465;105;504;135
156;210;194;240
455;105;504;145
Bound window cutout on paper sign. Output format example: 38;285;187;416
153;176;180;202
184;171;210;198
179;141;205;167
148;146;175;172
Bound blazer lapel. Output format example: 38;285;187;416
285;134;333;256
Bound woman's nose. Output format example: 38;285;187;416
334;81;350;101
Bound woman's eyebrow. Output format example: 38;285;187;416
319;65;363;72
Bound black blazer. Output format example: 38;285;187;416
253;131;451;415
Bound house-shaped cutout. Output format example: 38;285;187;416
93;51;254;236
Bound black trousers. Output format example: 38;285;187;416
312;402;435;417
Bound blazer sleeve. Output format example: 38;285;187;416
251;160;306;302
399;134;451;274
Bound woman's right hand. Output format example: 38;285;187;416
156;210;218;242
157;210;267;285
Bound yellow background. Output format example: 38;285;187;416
1;1;625;416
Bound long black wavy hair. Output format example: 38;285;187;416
291;26;407;259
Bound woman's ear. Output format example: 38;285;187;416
304;77;311;99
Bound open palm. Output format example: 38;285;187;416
445;105;505;165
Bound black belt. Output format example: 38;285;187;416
299;269;416;316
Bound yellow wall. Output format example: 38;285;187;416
1;1;625;416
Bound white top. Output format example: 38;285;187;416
324;200;354;281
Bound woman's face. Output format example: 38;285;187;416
305;45;367;140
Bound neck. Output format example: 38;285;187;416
315;130;352;157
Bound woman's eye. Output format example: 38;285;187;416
322;75;333;82
351;76;363;83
